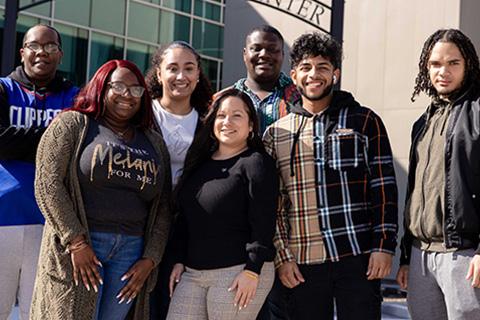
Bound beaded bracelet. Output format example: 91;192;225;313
242;270;259;280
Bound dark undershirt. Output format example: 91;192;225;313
173;148;279;274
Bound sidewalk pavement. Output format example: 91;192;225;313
9;281;411;319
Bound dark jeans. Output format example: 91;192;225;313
149;239;175;320
256;273;293;320
290;254;382;320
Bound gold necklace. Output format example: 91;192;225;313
103;120;130;140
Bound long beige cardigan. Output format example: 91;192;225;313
31;111;172;320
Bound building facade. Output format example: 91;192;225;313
0;0;225;90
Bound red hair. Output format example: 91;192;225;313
67;60;153;128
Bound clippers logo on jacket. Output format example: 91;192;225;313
1;78;77;128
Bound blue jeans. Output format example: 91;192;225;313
90;232;144;320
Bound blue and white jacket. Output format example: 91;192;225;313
0;66;78;226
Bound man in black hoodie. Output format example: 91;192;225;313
263;32;398;319
0;24;77;319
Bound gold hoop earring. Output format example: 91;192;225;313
210;131;216;140
248;131;255;140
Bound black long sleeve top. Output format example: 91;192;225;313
173;148;279;274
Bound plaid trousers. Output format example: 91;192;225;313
167;263;274;320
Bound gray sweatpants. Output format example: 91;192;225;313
0;225;43;320
407;246;480;320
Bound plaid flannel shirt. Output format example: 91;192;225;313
232;72;298;134
263;91;398;266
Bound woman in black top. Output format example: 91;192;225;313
166;88;279;320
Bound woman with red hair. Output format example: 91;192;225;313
31;60;172;320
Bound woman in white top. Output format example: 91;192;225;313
146;41;214;186
145;41;214;319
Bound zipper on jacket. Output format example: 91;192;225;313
440;92;467;250
401;119;425;263
419;110;444;249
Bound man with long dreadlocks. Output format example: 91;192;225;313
397;29;480;319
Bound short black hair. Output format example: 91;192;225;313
290;32;342;70
246;25;284;47
412;28;480;101
23;24;62;48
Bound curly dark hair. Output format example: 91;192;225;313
145;41;213;116
290;32;343;70
412;29;480;101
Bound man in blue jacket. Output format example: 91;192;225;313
0;24;77;319
397;29;480;319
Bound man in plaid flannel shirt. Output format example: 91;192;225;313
263;32;398;319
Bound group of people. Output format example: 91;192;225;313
0;21;480;320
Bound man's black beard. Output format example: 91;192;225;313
298;82;334;101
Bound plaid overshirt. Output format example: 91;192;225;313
263;91;398;266
232;72;298;134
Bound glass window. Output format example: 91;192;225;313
218;61;222;89
138;0;160;4
91;0;126;35
54;23;88;87
17;15;39;34
55;0;90;27
89;32;124;78
201;57;219;91
192;19;223;59
0;1;5;6
126;41;157;75
194;0;221;22
159;10;190;44
162;0;191;13
20;0;51;16
15;15;41;66
128;2;160;43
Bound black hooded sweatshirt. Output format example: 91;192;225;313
0;66;76;163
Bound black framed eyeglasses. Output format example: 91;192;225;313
108;82;145;98
24;42;61;53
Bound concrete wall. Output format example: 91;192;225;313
460;0;480;53
341;0;461;276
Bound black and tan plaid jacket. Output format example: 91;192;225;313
263;91;398;267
